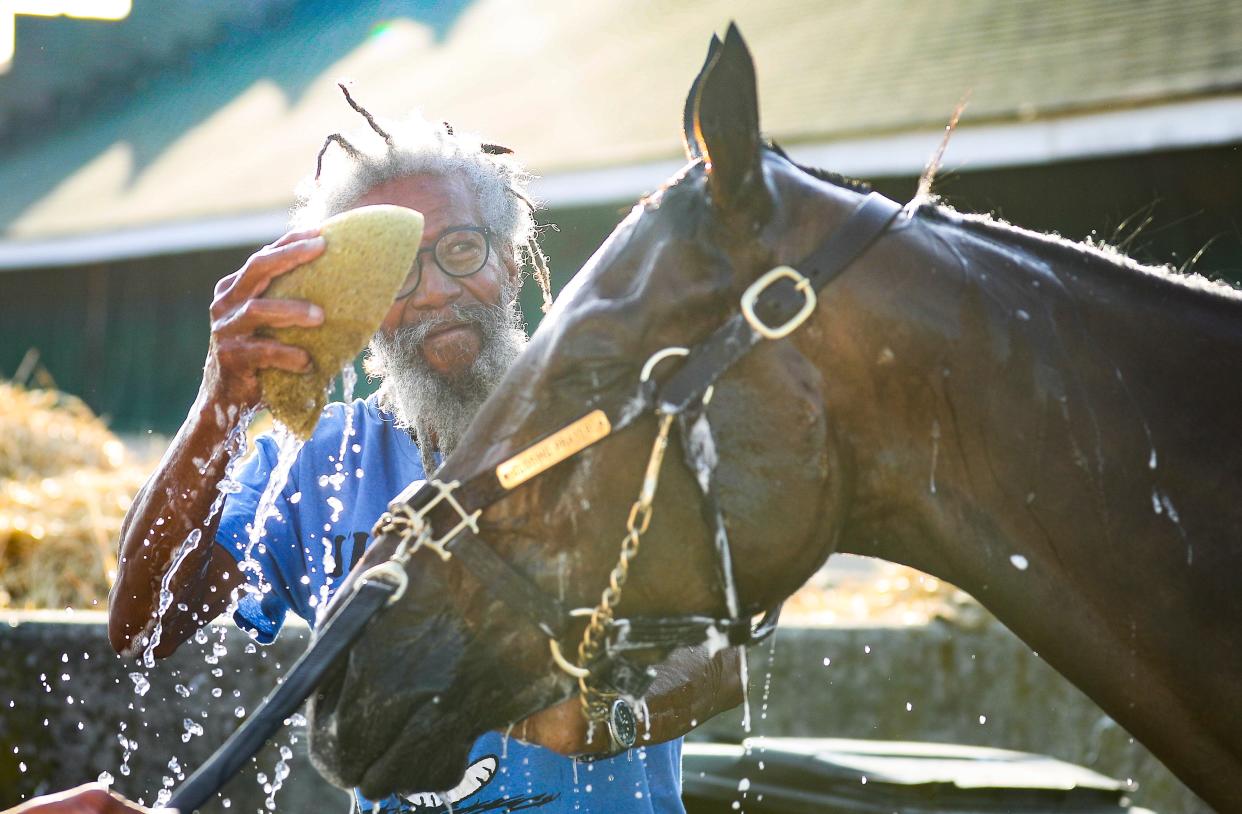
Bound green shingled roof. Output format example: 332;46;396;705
1;0;1240;244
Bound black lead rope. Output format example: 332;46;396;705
167;576;400;813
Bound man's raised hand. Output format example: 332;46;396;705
204;228;327;415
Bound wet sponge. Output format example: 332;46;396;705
258;204;424;438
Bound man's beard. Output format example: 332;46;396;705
366;294;527;476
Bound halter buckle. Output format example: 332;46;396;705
740;265;817;340
356;560;409;606
380;479;480;563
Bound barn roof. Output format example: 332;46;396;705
2;0;1240;267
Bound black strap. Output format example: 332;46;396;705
444;529;570;639
659;192;902;412
168;576;398;813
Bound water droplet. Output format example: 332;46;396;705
979;714;987;724
235;706;246;718
1009;554;1029;570
128;672;150;696
97;770;114;785
737;778;751;792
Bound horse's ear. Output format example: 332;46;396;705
692;24;770;220
682;34;722;161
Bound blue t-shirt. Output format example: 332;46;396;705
215;397;684;813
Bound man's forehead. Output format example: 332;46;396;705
354;172;484;229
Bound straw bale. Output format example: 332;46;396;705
0;381;152;609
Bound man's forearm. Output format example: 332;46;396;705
107;387;244;657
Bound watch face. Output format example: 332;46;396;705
608;698;638;749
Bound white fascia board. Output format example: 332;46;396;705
3;95;1240;271
0;210;289;271
529;94;1242;206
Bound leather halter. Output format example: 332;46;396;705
360;191;905;700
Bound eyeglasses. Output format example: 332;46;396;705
395;226;493;300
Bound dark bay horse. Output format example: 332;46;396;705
309;26;1242;811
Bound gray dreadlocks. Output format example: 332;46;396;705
291;83;552;309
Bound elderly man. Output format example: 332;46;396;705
107;95;741;813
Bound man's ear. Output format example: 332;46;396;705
503;250;522;295
691;24;771;222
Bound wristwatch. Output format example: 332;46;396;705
605;697;638;751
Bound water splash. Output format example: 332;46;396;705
142;411;254;668
738;644;752;733
128;672;150;697
263;744;294;810
240;424;303;590
181;718;204;743
337;363;358;464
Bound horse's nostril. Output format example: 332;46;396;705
309;656;348;722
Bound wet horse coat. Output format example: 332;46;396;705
310;26;1242;811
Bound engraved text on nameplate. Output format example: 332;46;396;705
495;409;612;490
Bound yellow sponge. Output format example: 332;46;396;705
258;204;424;438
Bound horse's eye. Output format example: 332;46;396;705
551;361;633;400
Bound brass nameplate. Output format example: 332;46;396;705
495;409;612;490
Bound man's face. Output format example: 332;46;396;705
358;172;519;376
355;172;528;461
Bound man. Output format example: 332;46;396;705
108;96;741;813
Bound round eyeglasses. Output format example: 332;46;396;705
395;226;492;300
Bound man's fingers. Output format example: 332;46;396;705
215;336;313;374
212;229;320;302
218;298;324;336
217;236;325;307
8;783;155;814
267;228;320;250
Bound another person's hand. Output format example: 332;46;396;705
511;696;607;757
204;228;327;412
6;784;167;814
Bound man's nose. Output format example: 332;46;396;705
408;264;463;311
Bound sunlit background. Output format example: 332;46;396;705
0;2;1239;812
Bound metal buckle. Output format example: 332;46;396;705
381;479;480;563
740;266;817;340
356;560;409;606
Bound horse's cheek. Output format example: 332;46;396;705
709;350;832;597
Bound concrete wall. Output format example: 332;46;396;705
0;612;1210;813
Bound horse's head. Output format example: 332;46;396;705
309;26;904;797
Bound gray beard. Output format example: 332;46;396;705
366;297;527;476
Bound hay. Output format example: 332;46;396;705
259;204;424;438
785;562;987;628
0;381;152;609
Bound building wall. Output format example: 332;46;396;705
2;143;1239;434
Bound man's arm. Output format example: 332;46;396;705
5;784;159;814
107;230;326;657
516;644;744;755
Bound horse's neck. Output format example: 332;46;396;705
826;212;1242;805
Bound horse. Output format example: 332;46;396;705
307;25;1242;811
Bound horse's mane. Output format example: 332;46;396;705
774;144;1241;307
919;202;1242;306
767;141;871;195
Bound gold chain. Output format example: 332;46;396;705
574;411;676;720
